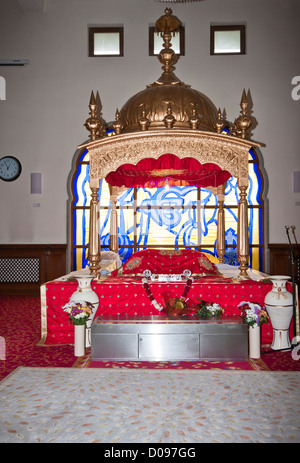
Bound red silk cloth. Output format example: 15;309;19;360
121;248;218;276
105;153;231;188
40;276;293;346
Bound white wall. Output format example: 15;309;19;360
0;0;299;247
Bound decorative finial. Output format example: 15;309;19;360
189;105;200;130
234;89;252;139
148;8;188;87
138;104;150;131
163;103;176;128
112;109;124;135
214;108;225;134
84;90;102;140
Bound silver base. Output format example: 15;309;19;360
91;315;248;361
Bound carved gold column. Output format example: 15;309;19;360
237;185;249;278
109;185;119;253
88;186;101;276
216;184;226;263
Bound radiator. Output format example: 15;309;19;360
0;258;40;283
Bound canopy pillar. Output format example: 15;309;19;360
88;186;101;276
216;183;226;263
237;185;249;278
109;185;120;253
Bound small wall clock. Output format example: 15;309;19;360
0;156;22;182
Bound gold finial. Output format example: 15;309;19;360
148;8;187;87
163;103;176;129
112;109;124;135
234;89;252;139
214;108;225;134
84;90;102;140
189;105;200;130
138;104;150;131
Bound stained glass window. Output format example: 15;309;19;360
70;148;264;271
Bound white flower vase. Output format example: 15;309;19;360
249;324;261;358
71;274;99;348
264;275;293;350
74;324;86;357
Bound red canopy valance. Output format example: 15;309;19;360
105;153;231;188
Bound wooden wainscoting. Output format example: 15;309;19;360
0;244;67;295
269;243;300;286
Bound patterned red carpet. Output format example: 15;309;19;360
0;295;299;381
0;295;77;381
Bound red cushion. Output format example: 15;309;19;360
122;249;217;275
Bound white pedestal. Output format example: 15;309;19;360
249;324;260;359
74;324;86;357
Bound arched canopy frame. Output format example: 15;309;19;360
79;129;260;279
81;130;258;190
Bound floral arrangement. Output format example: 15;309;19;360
238;301;269;328
195;299;224;318
63;300;94;326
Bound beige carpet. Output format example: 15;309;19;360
0;367;299;443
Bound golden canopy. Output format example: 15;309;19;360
79;8;261;278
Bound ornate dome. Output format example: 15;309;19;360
119;8;218;133
120;83;217;132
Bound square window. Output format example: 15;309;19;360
89;27;124;57
210;25;245;55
